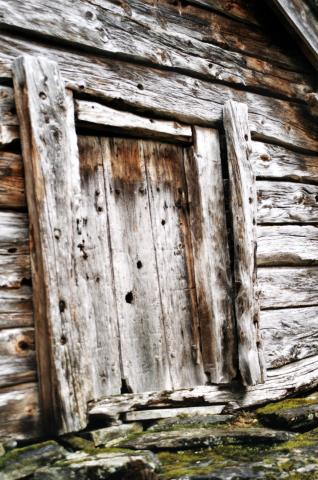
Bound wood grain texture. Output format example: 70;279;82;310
257;181;318;224
0;328;36;387
0;125;19;147
184;127;236;383
223;100;265;386
257;225;318;266
0;211;29;256
76;101;192;143
261;306;318;368
0;382;41;441
124;405;226;422
89;354;318;421
0;252;30;288
0;286;33;329
259;266;318;309
1;37;318;152
0;152;26;208
13;55;93;434
188;0;260;25
0;0;311;100
0;86;18;126
252;142;318;183
143;140;206;389
269;0;318;70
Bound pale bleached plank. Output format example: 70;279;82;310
259;266;318;309
0;152;26;208
252;141;318;183
223;100;265;386
0;86;18;126
0;328;36;387
257;181;318;224
77;136;122;398
13;55;93;434
0;125;19;147
0;286;33;329
143;140;206;389
261;306;318;368
184;127;236;383
0;253;30;288
101;137;172;393
257;225;318;266
76;101;192;143
0;382;42;441
0;211;29;256
89;354;318;421
124;405;225;422
1;37;318;152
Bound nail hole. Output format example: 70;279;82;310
60;335;67;345
208;63;212;68
85;10;94;19
115;189;121;195
59;300;66;313
96;276;100;283
8;247;17;253
125;291;134;304
315;195;318;202
244;134;248;141
137;260;143;269
39;91;47;100
161;219;166;226
137;83;144;90
18;340;29;351
97;206;103;212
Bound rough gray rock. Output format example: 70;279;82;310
148;415;233;432
258;403;318;431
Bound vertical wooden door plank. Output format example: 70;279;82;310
101;137;172;393
13;55;93;433
184;127;237;384
223;100;266;386
144;141;207;389
77;136;122;398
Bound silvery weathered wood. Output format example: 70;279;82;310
252;142;318;183
0;328;36;387
1;37;317;152
257;225;318;266
223;100;265;386
306;92;318;117
269;0;318;70
0;152;26;208
124;405;226;422
184;127;236;383
188;0;260;25
0;0;310;100
89;354;318;421
0;382;41;441
76;101;192;143
257;181;318;224
0;252;30;288
101;137;172;393
0;286;33;329
0;126;19;146
261;306;318;368
13;55;93;433
77;136;122;398
0;86;18;125
0;211;29;256
143;140;206;388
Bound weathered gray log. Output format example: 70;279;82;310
257;181;318;224
261;306;318;368
0;126;19;147
184;127;236;383
252;142;318;183
76;101;192;143
0;328;36;387
306;92;318;118
0;86;18;125
0;286;33;329
0;152;26;208
1;37;318;152
269;0;318;70
0;211;29;256
257;225;318;266
259;266;318;309
0;382;41;441
223;100;265;386
0;0;310;100
187;0;260;25
124;405;225;422
0;252;30;288
89;354;318;421
13;55;93;434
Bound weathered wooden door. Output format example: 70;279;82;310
12;55;265;434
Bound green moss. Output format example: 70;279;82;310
0;440;59;469
256;395;318;416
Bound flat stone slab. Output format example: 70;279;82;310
33;449;160;480
121;427;293;451
83;422;143;447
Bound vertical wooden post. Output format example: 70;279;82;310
223;100;266;386
13;55;92;433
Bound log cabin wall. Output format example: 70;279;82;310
0;0;318;440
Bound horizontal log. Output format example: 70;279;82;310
259;266;318;309
0;253;30;288
0;286;33;329
0;151;26;208
257;181;318;224
261;306;318;368
0;210;29;255
0;125;20;147
0;86;18;125
252;142;318;183
257;225;318;266
89;354;318;420
76;101;192;142
0;328;36;387
124;405;225;422
0;36;318;152
0;382;41;441
187;0;260;25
